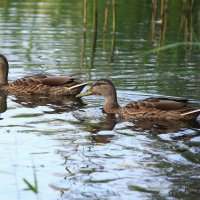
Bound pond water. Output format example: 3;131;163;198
1;0;200;199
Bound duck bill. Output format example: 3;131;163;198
76;88;94;98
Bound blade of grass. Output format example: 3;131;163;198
23;168;38;193
132;42;200;58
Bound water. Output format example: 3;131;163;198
0;0;200;199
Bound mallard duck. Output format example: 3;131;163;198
77;79;200;121
0;54;86;96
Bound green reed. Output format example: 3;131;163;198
132;42;200;58
23;167;38;194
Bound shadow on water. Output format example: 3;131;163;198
13;94;86;114
0;92;86;116
129;118;200;135
80;114;117;144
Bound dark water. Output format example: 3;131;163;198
0;0;200;199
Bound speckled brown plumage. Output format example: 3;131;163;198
120;99;198;121
0;54;86;96
77;79;200;121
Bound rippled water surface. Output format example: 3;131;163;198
1;0;200;199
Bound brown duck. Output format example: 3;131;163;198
0;54;86;96
77;79;200;121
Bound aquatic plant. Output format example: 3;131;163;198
23;168;38;194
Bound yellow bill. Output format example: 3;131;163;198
76;88;94;98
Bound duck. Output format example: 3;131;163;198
0;54;86;96
77;79;200;121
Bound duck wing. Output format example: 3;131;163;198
41;76;75;86
11;74;75;86
6;74;86;96
125;97;188;111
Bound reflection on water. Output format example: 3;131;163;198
13;94;85;114
0;92;85;115
0;0;200;200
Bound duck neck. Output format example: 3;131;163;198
103;91;120;114
0;58;8;85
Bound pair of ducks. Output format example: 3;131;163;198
1;54;200;121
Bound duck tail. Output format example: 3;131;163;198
181;109;200;116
